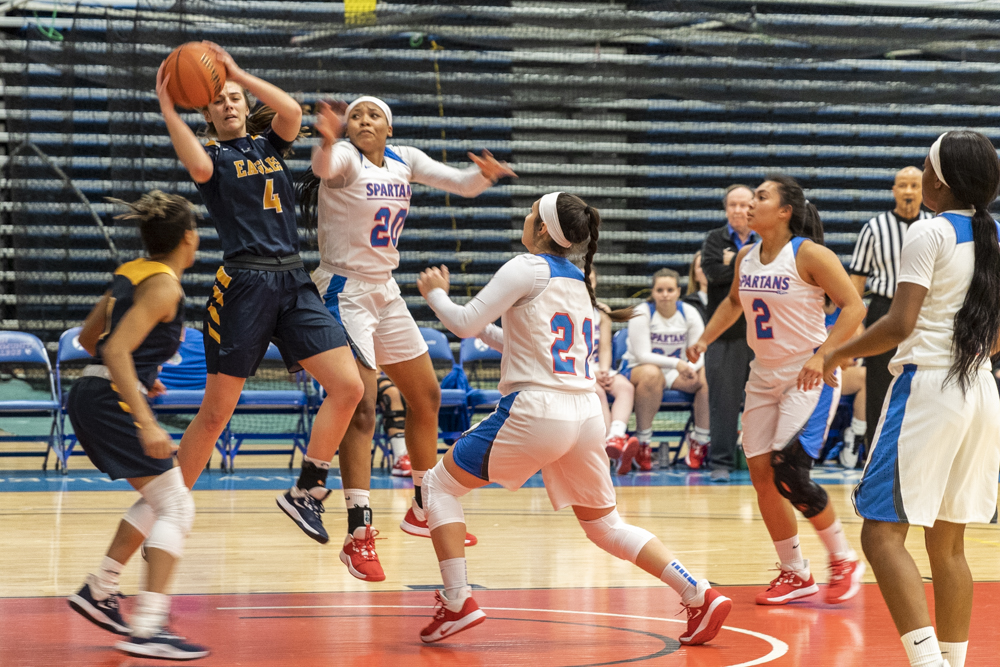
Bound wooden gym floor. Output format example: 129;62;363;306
1;462;999;666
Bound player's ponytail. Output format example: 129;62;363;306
296;168;321;234
767;173;825;245
105;190;196;258
935;130;1000;392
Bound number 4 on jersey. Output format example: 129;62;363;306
263;178;282;213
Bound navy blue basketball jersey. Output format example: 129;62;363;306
196;129;299;259
96;258;185;389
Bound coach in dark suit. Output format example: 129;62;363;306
700;184;758;482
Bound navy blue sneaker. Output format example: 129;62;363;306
67;581;130;635
276;488;329;544
116;629;209;660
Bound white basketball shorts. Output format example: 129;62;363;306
854;365;1000;527
451;390;618;511
312;269;428;369
741;356;841;460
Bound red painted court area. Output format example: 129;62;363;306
4;584;1000;666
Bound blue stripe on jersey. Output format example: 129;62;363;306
790;236;807;256
384;146;407;165
941;212;1000;243
800;381;836;458
322;274;348;325
539;254;585;281
453;392;519;480
853;364;916;523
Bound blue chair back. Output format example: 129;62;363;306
0;331;52;368
459;337;502;365
158;327;207;391
420;327;455;367
612;329;628;368
57;327;94;365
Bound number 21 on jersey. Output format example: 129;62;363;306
550;313;593;379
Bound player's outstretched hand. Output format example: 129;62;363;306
155;62;175;111
797;352;826;391
469;149;517;182
822;349;847;388
202;41;246;83
418;265;451;299
140;423;177;460
687;340;707;364
315;100;347;144
147;379;168;399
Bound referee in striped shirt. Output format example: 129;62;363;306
848;166;932;454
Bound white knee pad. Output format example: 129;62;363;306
579;509;655;563
423;464;471;532
122;498;156;538
140;467;195;559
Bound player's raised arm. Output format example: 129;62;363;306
156;62;213;183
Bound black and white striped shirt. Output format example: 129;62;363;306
848;209;934;299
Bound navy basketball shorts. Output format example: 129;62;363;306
67;376;173;480
205;266;348;378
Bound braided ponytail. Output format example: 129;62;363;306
105;190;196;257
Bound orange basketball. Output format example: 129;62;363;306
162;42;226;109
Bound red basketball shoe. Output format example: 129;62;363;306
679;583;732;646
636;443;654;471
605;435;627;460
617;436;640;475
339;527;385;582
391;453;412;477
825;554;865;604
420;590;486;643
755;562;819;605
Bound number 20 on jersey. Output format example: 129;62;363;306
371;207;408;248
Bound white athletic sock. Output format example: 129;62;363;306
411;469;427;521
692;427;711;444
303;454;330;470
89;556;124;600
660;559;700;605
816;519;852;561
939;641;967;667
130;591;170;639
344;488;370;511
389;434;407;459
607;420;628;439
851;417;866;437
774;536;806;572
439;557;470;608
636;429;653;445
901;627;943;666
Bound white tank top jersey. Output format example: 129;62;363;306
891;211;1000;373
314;141;492;284
738;237;827;366
622;301;702;368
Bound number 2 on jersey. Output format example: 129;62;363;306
263;178;282;213
752;298;774;339
550;313;593;379
370;207;408;248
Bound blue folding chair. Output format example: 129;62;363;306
611;329;695;466
459;337;503;420
0;331;63;471
55;326;95;466
420;327;470;446
225;343;312;472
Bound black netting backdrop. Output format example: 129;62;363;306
5;0;1000;347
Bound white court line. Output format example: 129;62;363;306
217;603;788;667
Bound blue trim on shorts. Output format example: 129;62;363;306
853;364;917;523
453;392;519;481
539;254;585;281
617;359;632;380
800;381;836;459
322;274;347;325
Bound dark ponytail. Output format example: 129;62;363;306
296;168;321;234
767;173;824;245
105;190;196;257
937;131;1000;391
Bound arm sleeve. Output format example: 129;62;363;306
401;146;493;198
311;141;361;188
627;311;679;369
684;304;705;371
848;221;875;276
426;255;543;339
477;323;504;352
701;229;734;287
896;221;942;289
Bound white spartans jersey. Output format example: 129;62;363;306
622;301;699;366
499;255;597;395
891;211;1000;373
316;142;491;284
738;237;827;365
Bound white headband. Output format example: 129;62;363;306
928;132;950;188
539;192;572;248
345;96;392;126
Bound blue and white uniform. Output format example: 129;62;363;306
426;253;616;510
311;141;492;368
620;301;704;388
738;237;841;459
854;212;1000;527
